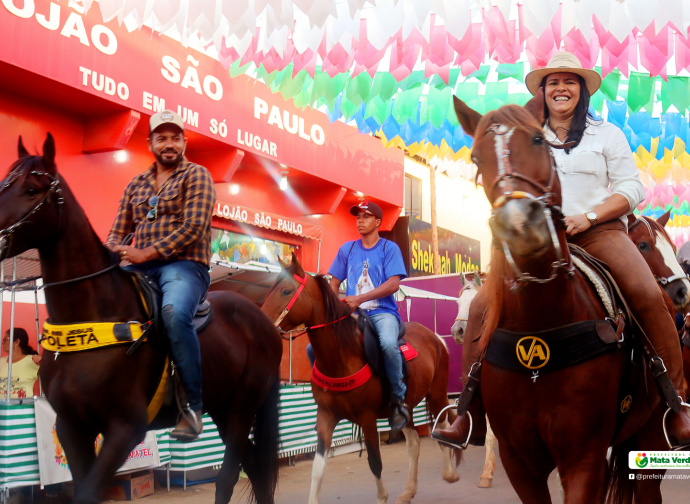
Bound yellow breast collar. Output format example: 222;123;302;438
41;321;145;353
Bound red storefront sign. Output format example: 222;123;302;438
214;201;323;240
0;2;403;207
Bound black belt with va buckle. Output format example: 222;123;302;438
485;320;624;374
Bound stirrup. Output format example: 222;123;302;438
431;403;473;451
661;399;690;451
177;405;202;434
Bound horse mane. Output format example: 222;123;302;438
310;274;362;354
473;105;544;144
478;249;507;354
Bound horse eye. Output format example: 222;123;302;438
282;289;292;296
533;136;544;145
25;188;38;196
638;242;649;251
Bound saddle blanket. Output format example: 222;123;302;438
41;321;146;353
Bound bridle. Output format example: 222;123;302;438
273;272;350;340
0;167;64;258
0;163;120;290
631;216;690;287
485;123;574;291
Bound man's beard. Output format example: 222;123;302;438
154;149;183;168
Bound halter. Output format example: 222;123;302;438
486;123;573;291
273;273;350;340
0;169;63;257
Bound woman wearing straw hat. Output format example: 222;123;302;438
434;51;690;450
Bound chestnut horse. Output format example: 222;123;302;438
627;211;690;313
452;92;670;503
261;254;460;504
0;135;283;504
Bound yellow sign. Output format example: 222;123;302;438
621;395;633;413
41;321;145;353
516;336;550;369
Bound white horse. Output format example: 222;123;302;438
452;273;497;489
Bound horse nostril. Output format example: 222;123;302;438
676;287;688;302
457;327;464;336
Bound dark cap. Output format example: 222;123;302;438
350;200;383;220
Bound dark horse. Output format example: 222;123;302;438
452;92;671;503
0;134;283;504
261;254;459;504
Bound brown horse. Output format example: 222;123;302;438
452;93;670;503
0;134;282;504
261;254;460;504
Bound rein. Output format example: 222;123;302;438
274;273;351;340
486;123;574;291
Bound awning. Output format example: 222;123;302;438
209;260;284;306
395;285;458;302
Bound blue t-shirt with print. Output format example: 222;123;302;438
328;239;407;320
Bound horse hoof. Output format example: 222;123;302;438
394;496;412;504
443;472;460;483
478;477;493;488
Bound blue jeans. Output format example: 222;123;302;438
369;312;406;402
129;260;210;411
306;311;406;401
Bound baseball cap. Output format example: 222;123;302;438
149;110;185;134
350;200;383;220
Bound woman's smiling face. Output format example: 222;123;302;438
544;72;580;118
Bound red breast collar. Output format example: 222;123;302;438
311;363;372;391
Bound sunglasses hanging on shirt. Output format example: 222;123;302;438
147;195;159;223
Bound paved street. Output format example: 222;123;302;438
143;437;689;504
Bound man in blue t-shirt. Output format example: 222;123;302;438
328;200;410;431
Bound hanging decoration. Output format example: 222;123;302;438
77;0;690;246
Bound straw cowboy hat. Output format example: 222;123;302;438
525;51;602;96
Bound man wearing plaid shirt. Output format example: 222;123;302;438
106;110;216;441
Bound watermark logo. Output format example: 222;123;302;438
629;451;690;469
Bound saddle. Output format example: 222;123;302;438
356;311;418;382
126;270;214;423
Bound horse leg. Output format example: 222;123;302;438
499;443;552;504
361;417;388;504
426;386;460;483
214;412;253;504
478;417;496;488
557;451;609;504
74;420;146;504
307;409;338;504
395;426;420;504
55;417;97;498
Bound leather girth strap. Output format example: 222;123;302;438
456;362;482;417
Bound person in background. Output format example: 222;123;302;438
0;328;41;398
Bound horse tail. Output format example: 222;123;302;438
605;437;636;504
248;378;280;504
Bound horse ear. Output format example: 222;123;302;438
657;209;672;227
18;136;29;158
473;271;482;287
459;274;467;288
277;256;289;270
627;214;637;228
42;133;56;173
524;88;545;124
453;95;482;137
290;251;305;277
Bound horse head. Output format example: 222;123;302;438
453;90;569;287
0;134;64;261
261;252;314;331
452;272;482;345
627;211;690;312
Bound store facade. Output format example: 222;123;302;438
0;2;404;382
